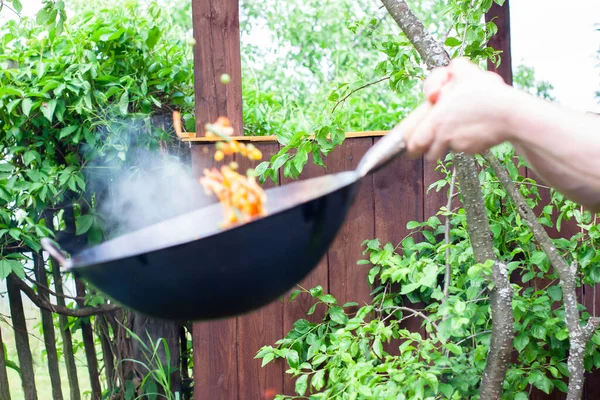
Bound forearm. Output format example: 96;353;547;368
508;92;600;211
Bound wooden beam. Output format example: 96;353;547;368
182;130;389;144
485;0;512;85
191;0;243;136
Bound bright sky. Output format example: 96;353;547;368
510;0;599;113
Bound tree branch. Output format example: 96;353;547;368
379;2;514;397
331;76;390;113
12;276;118;317
443;167;457;299
24;274;85;302
378;306;438;330
484;151;598;399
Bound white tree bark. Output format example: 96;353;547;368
484;152;600;400
379;1;514;398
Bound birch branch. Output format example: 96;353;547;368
484;151;600;399
380;1;514;397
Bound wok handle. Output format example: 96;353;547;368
355;103;430;176
41;238;70;268
355;124;408;177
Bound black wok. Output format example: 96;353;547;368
41;125;408;321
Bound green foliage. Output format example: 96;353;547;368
244;0;502;183
257;146;600;398
513;64;556;101
122;327;180;400
0;0;193;261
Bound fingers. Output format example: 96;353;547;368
406;105;441;157
391;102;431;142
424;67;452;104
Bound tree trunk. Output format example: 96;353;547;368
379;1;514;397
96;315;115;392
453;153;514;398
131;313;181;394
484;152;600;399
50;258;81;400
7;273;38;400
0;324;12;400
75;280;102;399
33;252;63;400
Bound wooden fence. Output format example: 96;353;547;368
188;134;600;399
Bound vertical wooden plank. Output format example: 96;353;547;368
0;323;10;400
326;138;375;308
281;154;331;396
485;0;512;84
423;159;447;219
7;274;38;400
191;141;238;400
235;142;284;400
373;142;423;245
75;280;102;400
191;0;242;136
374;144;425;341
193;318;238;400
33;252;63;400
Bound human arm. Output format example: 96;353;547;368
401;58;600;211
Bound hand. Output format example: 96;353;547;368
405;58;517;160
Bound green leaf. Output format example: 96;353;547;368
555;328;569;341
309;286;323;297
328;306;347;325
146;26;161;49
21;98;32;116
41;99;57;122
22;150;37;166
444;37;462;47
531;324;547;340
406;221;420;230
271;153;289;171
531;371;553;394
372;338;383;358
318;294;336;304
289;289;301;302
11;0;22;12
548;285;562;302
59;125;79;140
36;8;51;25
0;260;11;280
553;379;568;393
260;353;274;367
295;374;308;396
119;91;129;115
400;282;420;295
439;383;454;398
514;392;528;400
514;333;529;352
530;251;547;266
444;343;462;355
10;260;24;279
311;369;325;391
286;350;299;368
76;214;94;235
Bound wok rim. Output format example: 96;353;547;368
66;171;360;271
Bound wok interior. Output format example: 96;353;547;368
70;171;358;269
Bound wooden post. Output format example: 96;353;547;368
33;252;63;400
50;258;82;400
0;323;11;400
485;0;512;85
7;273;38;400
75;280;102;400
190;0;243;398
191;0;243;136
